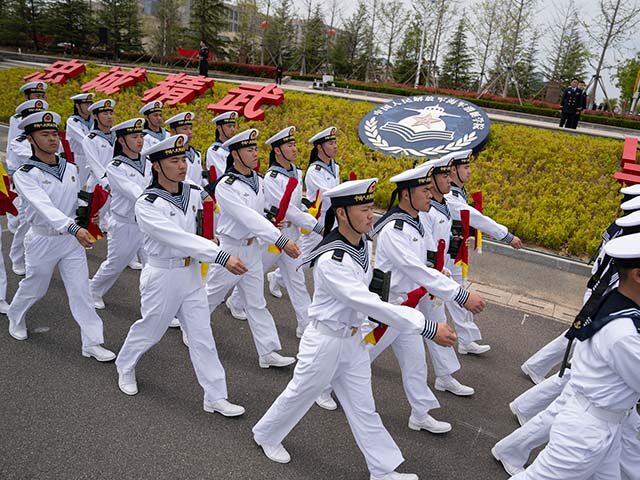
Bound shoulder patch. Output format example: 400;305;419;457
225;176;236;185
315;165;321;171
270;170;278;177
189;183;202;190
145;193;158;203
331;250;345;262
112;160;122;166
16;134;27;142
19;164;35;172
212;145;220;151
88;132;97;139
394;219;404;231
73;117;80;123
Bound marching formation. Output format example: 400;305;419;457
2;81;639;480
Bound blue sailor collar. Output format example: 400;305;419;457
24;155;67;182
267;164;298;179
143;127;168;141
90;128;116;146
225;168;260;195
450;183;468;203
310;159;337;177
430;198;450;220
185;146;199;164
143;181;191;214
113;154;146;176
300;228;370;272
71;114;91;129
372;206;424;237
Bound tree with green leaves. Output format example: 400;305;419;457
439;15;474;90
329;0;370;80
0;0;48;50
615;53;640;111
263;0;296;68
392;18;425;84
298;2;327;74
98;0;144;59
150;0;185;62
376;0;407;81
189;0;228;58
46;0;96;53
230;0;262;64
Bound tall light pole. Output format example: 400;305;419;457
414;14;427;88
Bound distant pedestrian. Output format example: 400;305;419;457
559;78;582;129
275;65;283;85
199;41;209;77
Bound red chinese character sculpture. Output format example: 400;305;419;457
207;83;284;121
142;73;214;106
81;67;147;95
23;59;86;85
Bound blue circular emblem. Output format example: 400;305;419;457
358;95;491;158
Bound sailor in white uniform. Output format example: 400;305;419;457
82;99;116;192
7;111;116;362
205;111;238;181
90;118;151;309
369;163;486;434
7;99;49;276
253;178;457;480
65;93;95;187
115;134;247;418
418;157;476;396
510;232;640;480
165;111;203;187
444;149;522;355
140;101;170;151
204;129;300;369
520;184;640;385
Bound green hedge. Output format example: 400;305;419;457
0;65;624;257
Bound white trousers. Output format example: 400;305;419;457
369;326;440;418
419;296;460;378
7;231;105;348
229;238;311;332
511;393;626;480
521;329;569;379
271;230;322;297
0;227;8;302
253;323;405;476
512;372;571;421
74;153;91;189
115;262;228;403
621;408;640;480
494;381;574;469
445;259;482;345
206;240;281;357
7;199;20;233
90;220;145;299
9;199;28;270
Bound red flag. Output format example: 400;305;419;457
0;165;18;217
87;185;110;240
365;287;429;344
59;130;74;164
268;177;298;253
436;239;446;272
454;209;470;281
201;197;215;240
349;170;358;180
208;165;217;184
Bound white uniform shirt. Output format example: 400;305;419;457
142;127;170;151
303;230;436;338
420;198;452;255
569;292;640;412
446;185;513;243
205;141;228;181
263;164;322;242
304;159;341;225
373;208;469;306
214;169;288;248
12;155;82;236
65;115;91;163
135;182;229;265
7;135;33;173
185;146;205;187
106;155;152;221
82;129;115;188
6;114;23;173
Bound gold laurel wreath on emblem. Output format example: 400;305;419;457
364;117;477;157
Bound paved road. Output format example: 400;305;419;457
0;228;569;480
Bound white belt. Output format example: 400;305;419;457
147;256;194;269
311;320;359;338
30;226;65;236
110;211;137;225
218;235;256;247
574;393;631;424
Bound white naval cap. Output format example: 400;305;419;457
18;111;61;133
141;134;188;162
390;163;433;189
112;118;145;137
212;111;238;125
15;99;48;117
140;101;163;115
616;210;640;228
620;184;640;196
88;98;116;114
266;126;296;147
621;195;640;212
308;126;337;145
417;156;453;174
604;232;640;268
70;93;94;102
222;128;259;151
325;178;378;207
166;111;194;128
442;149;473;166
20;81;48;95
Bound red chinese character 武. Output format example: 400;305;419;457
81;67;147;95
207;83;284;121
142;73;214;106
23;59;86;85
